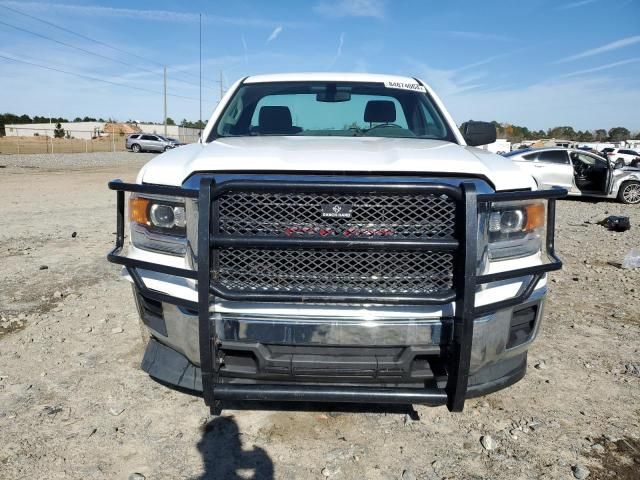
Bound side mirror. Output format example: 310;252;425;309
460;121;497;147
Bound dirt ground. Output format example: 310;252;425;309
0;154;639;480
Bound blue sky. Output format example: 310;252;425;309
0;0;638;131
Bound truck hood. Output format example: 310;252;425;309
138;136;535;191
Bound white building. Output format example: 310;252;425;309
4;122;201;142
4;121;105;139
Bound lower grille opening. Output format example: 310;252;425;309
507;305;537;348
218;343;443;383
135;291;167;336
213;248;454;296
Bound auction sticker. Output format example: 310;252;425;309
384;80;426;92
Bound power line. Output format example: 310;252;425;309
0;4;165;67
0;18;213;91
0;53;202;101
0;3;219;89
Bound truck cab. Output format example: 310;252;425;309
108;73;564;412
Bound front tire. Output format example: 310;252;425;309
132;143;141;153
618;181;640;204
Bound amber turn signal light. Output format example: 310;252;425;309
129;196;150;225
524;203;545;231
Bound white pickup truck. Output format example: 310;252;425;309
108;73;565;413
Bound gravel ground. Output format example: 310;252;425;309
0;151;155;170
0;154;639;480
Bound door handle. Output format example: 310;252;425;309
534;165;544;168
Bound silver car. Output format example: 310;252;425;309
505;147;640;204
126;134;176;153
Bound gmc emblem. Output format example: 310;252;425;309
321;203;352;218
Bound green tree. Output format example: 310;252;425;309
577;130;594;142
73;117;82;122
548;126;577;140
53;122;65;138
594;129;607;141
608;127;630;142
180;119;206;129
166;117;176;126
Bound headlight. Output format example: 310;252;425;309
129;194;187;255
484;201;546;260
149;203;186;229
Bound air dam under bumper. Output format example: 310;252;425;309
137;287;545;403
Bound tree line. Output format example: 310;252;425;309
1;112;637;141
490;122;639;143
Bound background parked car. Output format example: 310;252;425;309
602;148;640;166
126;134;177;153
165;137;185;147
505;147;640;204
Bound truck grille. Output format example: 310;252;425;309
218;191;456;238
212;188;458;298
215;248;454;295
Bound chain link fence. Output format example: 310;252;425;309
0;126;200;154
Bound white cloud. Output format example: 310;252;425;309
411;59;640;130
266;26;283;43
314;0;385;19
556;35;640;63
559;58;640;77
328;32;345;68
557;0;599;10
444;30;511;42
454;54;511;73
241;35;248;64
0;1;296;28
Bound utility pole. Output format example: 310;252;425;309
163;65;167;137
199;13;202;132
219;70;224;102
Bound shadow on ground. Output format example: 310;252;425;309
158;377;422;478
197;416;274;480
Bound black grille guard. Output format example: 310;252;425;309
107;177;566;412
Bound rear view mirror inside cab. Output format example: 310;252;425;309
315;84;352;102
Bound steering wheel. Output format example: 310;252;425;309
367;123;404;130
573;162;590;178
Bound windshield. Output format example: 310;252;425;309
210;81;456;142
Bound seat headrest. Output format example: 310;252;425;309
364;100;396;123
259;106;293;134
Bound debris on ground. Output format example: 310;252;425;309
572;464;590;479
599;215;631;232
480;435;496;451
622;248;640;269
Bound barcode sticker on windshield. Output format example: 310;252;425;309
384;81;426;92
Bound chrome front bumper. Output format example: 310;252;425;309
137;286;545;384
